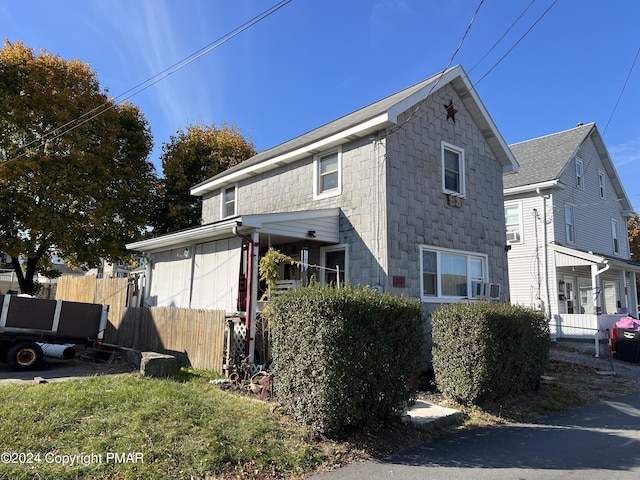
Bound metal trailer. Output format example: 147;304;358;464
0;294;108;371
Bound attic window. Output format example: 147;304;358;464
576;159;584;190
442;142;465;196
599;170;606;199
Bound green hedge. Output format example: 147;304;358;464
268;283;424;435
431;302;550;405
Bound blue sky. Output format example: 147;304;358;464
2;0;639;209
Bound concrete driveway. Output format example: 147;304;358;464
0;356;136;385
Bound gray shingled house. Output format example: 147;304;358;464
128;65;518;362
504;122;640;348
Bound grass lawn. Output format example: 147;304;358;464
0;372;327;480
1;352;636;479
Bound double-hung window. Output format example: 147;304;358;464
504;203;522;243
222;185;237;218
565;205;575;243
420;246;487;300
314;149;341;199
612;219;620;254
575;159;584;189
442;142;465;196
599;170;606;199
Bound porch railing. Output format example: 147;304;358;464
551;313;627;357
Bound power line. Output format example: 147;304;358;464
390;0;485;133
2;0;293;167
390;0;557;139
468;0;536;75
603;47;640;136
474;0;558;87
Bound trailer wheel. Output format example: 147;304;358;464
6;342;44;371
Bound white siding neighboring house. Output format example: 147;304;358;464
128;65;518;363
504;122;640;346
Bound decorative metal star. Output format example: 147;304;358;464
444;99;457;123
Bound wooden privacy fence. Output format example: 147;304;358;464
115;306;226;373
56;276;227;373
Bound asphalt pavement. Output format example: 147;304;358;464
312;384;640;480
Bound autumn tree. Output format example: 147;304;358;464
0;40;158;294
153;123;256;234
628;213;640;262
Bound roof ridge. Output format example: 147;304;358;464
509;122;595;147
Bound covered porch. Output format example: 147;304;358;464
551;244;640;354
127;208;341;364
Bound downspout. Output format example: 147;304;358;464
592;261;610;358
233;224;254;360
536;188;552;320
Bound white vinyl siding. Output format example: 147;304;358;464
551;136;630;256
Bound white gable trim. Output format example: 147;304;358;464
190;114;391;197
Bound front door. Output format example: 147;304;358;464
564;278;576;314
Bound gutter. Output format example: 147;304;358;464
536;188;552;320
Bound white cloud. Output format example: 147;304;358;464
610;137;640;168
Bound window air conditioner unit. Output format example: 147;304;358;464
471;281;486;298
506;231;520;242
471;282;501;300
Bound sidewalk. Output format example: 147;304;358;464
405;340;640;430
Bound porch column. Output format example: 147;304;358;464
592;264;602;357
591;264;602;316
247;231;259;364
630;271;639;318
619;270;629;313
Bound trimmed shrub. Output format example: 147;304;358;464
269;283;424;435
431;302;550;405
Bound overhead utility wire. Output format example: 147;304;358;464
473;0;558;86
392;0;484;132
4;0;293;166
467;0;536;75
393;0;555;136
603;47;640;136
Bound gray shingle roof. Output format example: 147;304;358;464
194;68;453;188
504;123;594;189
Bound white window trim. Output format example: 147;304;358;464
221;184;238;219
441;141;466;197
319;244;349;286
612;218;620;255
565;204;575;244
575;158;584;190
313;148;342;200
419;245;488;302
504;201;523;244
598;170;606;199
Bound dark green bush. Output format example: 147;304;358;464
431;302;550;405
269;283;424;435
